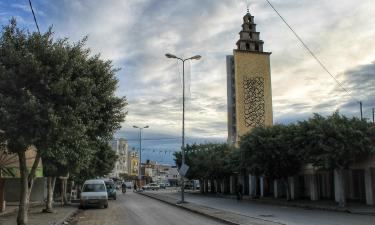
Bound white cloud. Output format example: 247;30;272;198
3;0;374;140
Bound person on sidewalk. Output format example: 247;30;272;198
133;183;138;192
236;183;243;201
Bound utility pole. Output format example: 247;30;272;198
133;125;149;188
372;108;374;123
360;101;363;120
165;53;201;203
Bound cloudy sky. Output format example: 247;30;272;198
1;0;374;164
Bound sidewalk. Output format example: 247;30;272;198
138;191;284;225
248;196;375;215
0;202;41;217
139;191;375;225
0;203;78;225
184;191;375;215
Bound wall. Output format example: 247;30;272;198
233;50;273;141
4;177;46;202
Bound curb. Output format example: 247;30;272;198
56;207;79;225
137;192;239;225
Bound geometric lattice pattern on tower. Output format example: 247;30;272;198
243;77;265;127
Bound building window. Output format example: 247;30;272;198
246;43;250;50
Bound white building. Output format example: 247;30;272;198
166;166;180;186
108;138;128;178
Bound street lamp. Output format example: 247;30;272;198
165;52;201;203
133;125;149;185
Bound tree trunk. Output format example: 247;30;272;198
43;177;56;213
334;169;346;207
17;152;29;225
17;150;41;225
63;178;69;205
0;173;5;212
284;178;291;201
204;179;209;193
199;179;204;194
210;179;215;193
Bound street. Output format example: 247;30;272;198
70;191;226;225
159;191;375;225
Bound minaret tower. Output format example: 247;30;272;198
227;9;273;144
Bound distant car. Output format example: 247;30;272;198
104;180;117;200
165;183;171;187
80;179;108;209
159;183;166;189
142;183;160;191
125;181;133;189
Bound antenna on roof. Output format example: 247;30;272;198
246;0;250;13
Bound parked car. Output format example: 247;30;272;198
142;183;160;191
80;179;108;209
159;183;166;189
104;180;117;200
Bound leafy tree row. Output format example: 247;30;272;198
0;19;126;224
175;112;375;205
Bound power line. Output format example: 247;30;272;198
28;0;40;34
264;0;360;104
125;137;182;142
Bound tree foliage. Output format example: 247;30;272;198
0;19;127;223
174;143;236;180
299;112;375;169
240;124;303;180
174;112;375;188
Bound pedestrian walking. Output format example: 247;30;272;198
133;183;138;192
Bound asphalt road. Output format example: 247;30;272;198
163;192;375;225
70;191;227;225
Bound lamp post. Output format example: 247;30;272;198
165;53;201;203
133;125;149;186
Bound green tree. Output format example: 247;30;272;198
299;112;375;206
0;20;126;224
240;124;303;200
71;141;118;185
175;143;235;192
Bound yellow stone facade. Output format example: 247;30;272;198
226;12;273;144
234;50;273;140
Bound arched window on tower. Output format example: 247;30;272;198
255;44;259;51
246;43;250;50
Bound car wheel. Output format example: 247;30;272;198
114;195;116;200
104;203;108;208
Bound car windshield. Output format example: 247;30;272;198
83;183;105;192
105;183;114;189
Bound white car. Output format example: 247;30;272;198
142;183;160;191
80;179;108;209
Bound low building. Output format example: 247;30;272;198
0;146;45;206
166;166;180;186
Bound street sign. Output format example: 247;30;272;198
179;163;189;177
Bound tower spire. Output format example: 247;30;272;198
236;10;264;52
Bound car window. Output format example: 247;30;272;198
83;183;106;192
105;183;114;189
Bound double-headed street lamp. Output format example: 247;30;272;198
133;125;149;182
165;53;201;203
